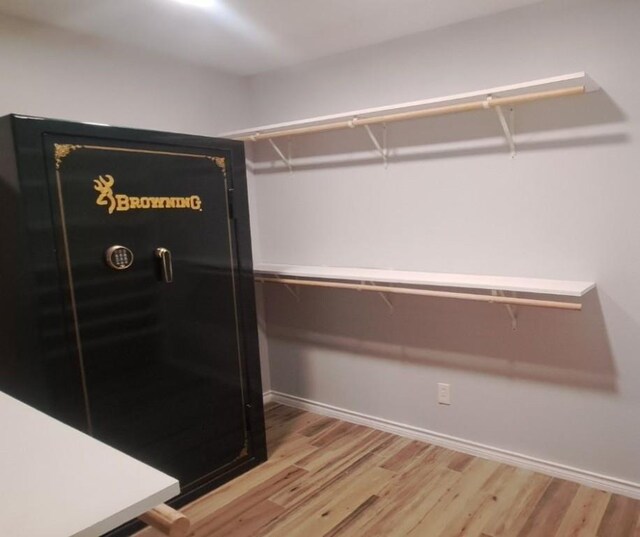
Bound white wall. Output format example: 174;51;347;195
0;13;250;134
247;0;640;490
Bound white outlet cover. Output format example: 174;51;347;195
438;383;451;405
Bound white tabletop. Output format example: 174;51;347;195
0;391;179;537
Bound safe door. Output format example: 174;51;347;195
46;136;249;490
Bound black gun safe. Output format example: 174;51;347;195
0;115;267;533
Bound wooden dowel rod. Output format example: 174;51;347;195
256;277;582;311
138;504;190;537
237;85;585;141
355;86;585;127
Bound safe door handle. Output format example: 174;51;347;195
155;248;173;283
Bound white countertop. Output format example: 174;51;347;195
0;391;179;537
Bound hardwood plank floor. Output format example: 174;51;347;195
135;403;640;537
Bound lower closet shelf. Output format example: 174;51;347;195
254;264;595;314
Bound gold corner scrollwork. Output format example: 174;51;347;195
54;144;82;170
207;156;227;179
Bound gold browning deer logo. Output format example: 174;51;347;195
93;175;203;214
94;175;117;214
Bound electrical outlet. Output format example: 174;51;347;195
438;383;451;405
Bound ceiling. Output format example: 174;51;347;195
0;0;545;76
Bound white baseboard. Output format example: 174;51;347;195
268;390;640;500
263;390;275;405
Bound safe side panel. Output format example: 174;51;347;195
0;117;88;430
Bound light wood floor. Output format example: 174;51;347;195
136;403;640;537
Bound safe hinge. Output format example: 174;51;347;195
227;188;235;219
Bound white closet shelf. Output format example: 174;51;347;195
255;264;594;297
222;72;597;142
254;264;595;319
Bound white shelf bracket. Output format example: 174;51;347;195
492;289;518;330
368;281;393;312
363;123;388;168
277;275;300;301
267;138;293;172
489;97;516;158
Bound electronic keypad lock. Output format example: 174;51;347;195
105;245;134;270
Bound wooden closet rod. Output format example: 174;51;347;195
239;85;585;142
256;277;582;311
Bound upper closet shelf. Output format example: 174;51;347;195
222;72;598;150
